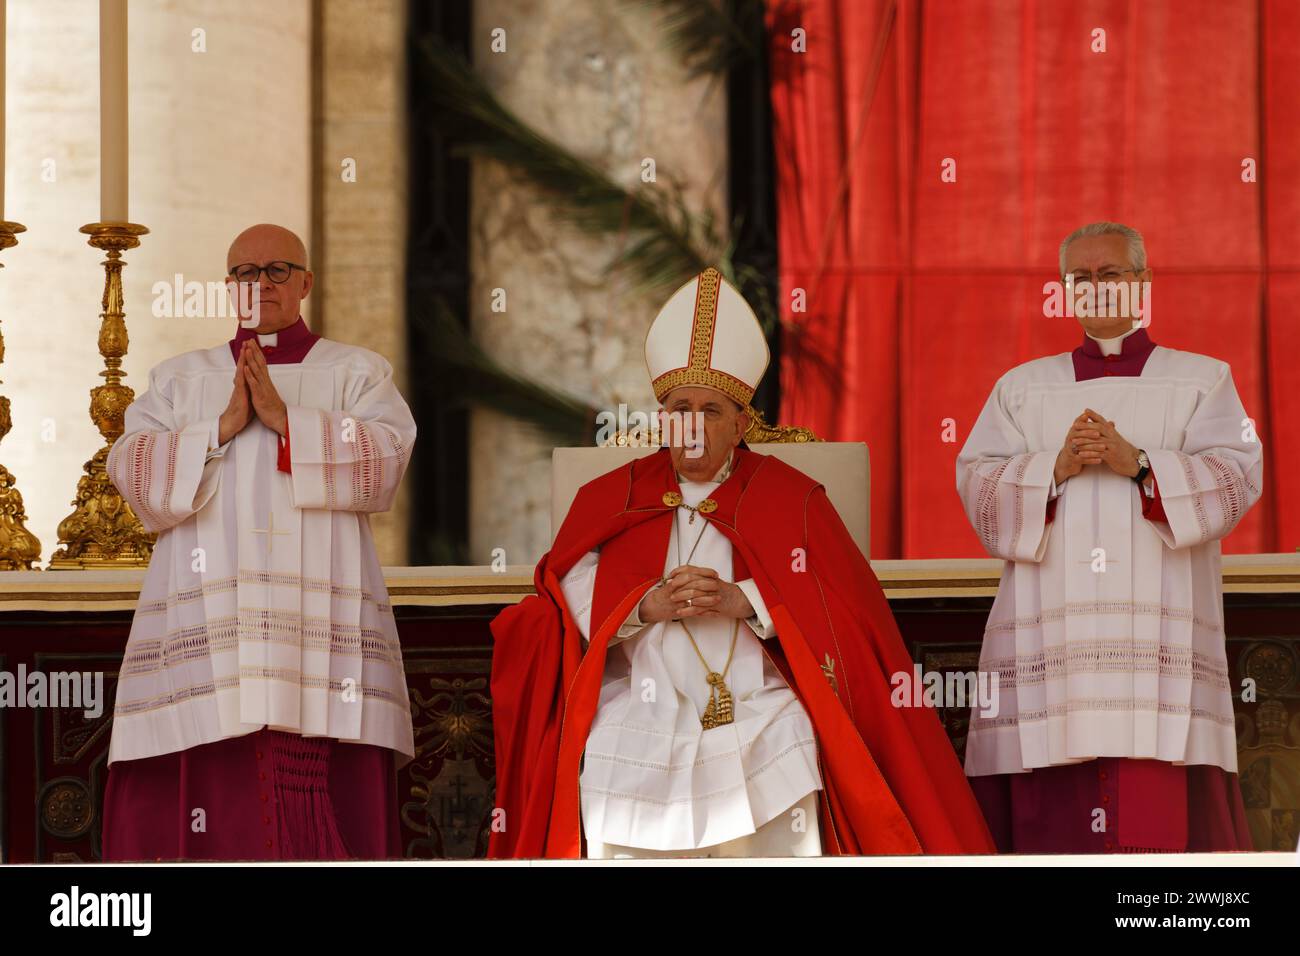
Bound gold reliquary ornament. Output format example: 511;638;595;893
0;221;42;569
49;222;155;568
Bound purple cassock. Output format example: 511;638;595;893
101;318;402;862
969;327;1254;853
102;728;401;861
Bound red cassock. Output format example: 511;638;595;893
488;446;996;858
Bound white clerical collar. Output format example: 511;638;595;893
1086;325;1140;357
257;331;279;347
676;450;734;485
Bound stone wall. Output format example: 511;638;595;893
467;0;727;564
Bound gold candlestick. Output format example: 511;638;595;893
49;222;154;568
0;221;43;570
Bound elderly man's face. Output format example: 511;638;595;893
660;386;748;483
225;224;314;332
1062;233;1152;339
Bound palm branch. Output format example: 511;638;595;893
417;34;723;296
625;0;765;78
409;296;595;444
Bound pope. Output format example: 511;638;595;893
489;267;994;858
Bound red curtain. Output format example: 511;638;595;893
768;0;1299;558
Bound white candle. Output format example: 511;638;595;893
99;0;128;222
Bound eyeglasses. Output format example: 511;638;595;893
1064;268;1138;284
229;261;307;284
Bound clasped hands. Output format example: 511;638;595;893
1054;407;1144;486
218;339;288;445
638;565;755;624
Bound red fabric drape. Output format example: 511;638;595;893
768;0;1298;558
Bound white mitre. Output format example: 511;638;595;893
644;267;770;407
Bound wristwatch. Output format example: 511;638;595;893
1133;449;1151;485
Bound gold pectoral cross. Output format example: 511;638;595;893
700;672;735;729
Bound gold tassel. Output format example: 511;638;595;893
700;672;734;729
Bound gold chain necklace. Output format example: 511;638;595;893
660;507;708;586
663;490;737;729
680;617;738;729
661;490;716;524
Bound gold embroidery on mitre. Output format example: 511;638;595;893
652;367;754;407
651;268;756;407
689;268;721;370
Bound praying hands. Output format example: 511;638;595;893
638;565;756;622
1055;407;1143;485
240;339;289;438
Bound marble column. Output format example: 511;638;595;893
468;0;727;565
311;0;411;564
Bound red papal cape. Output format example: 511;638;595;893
488;447;995;858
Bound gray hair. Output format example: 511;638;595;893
1058;221;1147;277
